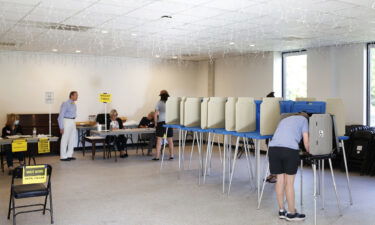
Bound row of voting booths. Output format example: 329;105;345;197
162;96;352;225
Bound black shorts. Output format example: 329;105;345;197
155;122;173;138
268;147;300;175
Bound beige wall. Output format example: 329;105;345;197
0;51;207;127
214;53;275;98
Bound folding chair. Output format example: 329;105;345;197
8;164;54;225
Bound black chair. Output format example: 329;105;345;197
8;164;54;225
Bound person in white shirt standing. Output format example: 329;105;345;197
58;91;78;161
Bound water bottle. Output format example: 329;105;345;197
32;127;37;136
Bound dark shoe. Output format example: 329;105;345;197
152;158;159;161
68;157;76;160
8;169;13;176
279;209;287;219
286;211;306;221
169;157;174;160
60;158;70;161
120;154;128;158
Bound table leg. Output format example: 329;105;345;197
1;145;4;173
92;142;96;160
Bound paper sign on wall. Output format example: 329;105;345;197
45;91;54;104
99;93;111;103
38;138;50;154
22;165;47;184
12;139;27;152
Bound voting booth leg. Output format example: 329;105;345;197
341;140;353;205
218;134;222;163
243;138;254;185
188;132;196;169
228;137;240;195
208;134;215;175
203;133;212;183
199;132;204;177
160;128;168;170
329;158;342;216
178;129;182;170
313;161;317;225
222;135;227;193
256;139;261;205
182;130;188;169
257;147;270;209
322;159;325;209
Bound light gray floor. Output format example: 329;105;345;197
1;145;375;225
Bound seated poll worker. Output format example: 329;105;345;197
1;114;24;174
107;109;128;158
153;90;174;161
138;111;156;155
268;112;309;221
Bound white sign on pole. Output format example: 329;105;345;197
45;92;54;104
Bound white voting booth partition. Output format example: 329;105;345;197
260;98;282;135
207;97;226;129
201;98;209;129
165;97;181;125
179;97;187;125
236;97;256;132
184;98;202;127
225;97;237;131
296;97;317;101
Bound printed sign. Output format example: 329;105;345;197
38;138;50;154
45;91;54;104
99;93;111;103
12;139;27;152
22;165;47;184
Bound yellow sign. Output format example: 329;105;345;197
99;93;112;103
12;139;27;152
38;138;50;154
22;165;47;184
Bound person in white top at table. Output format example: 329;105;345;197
106;109;128;158
58;91;78;161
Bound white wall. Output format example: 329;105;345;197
307;44;366;124
214;52;275;98
0;51;207;127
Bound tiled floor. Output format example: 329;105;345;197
0;146;374;225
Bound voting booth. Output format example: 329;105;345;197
166;97;181;125
326;98;345;137
236;97;256;132
179;97;187;125
184;97;202;127
201;98;209;129
260;98;282;135
207;97;226;129
225;97;237;131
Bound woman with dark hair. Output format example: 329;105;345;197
152;90;174;160
2;114;24;174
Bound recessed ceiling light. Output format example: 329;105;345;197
131;33;137;37
101;30;108;34
155;54;160;58
75;50;81;53
229;42;235;45
172;56;178;59
249;44;255;47
161;15;172;19
52;49;58;52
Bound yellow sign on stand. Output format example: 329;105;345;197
22;165;47;184
38;138;50;154
12;139;27;152
99;93;112;103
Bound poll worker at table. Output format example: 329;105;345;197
268;112;309;221
138;111;155;155
107;109;128;158
58;91;78;161
153;90;174;161
1;114;24;173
